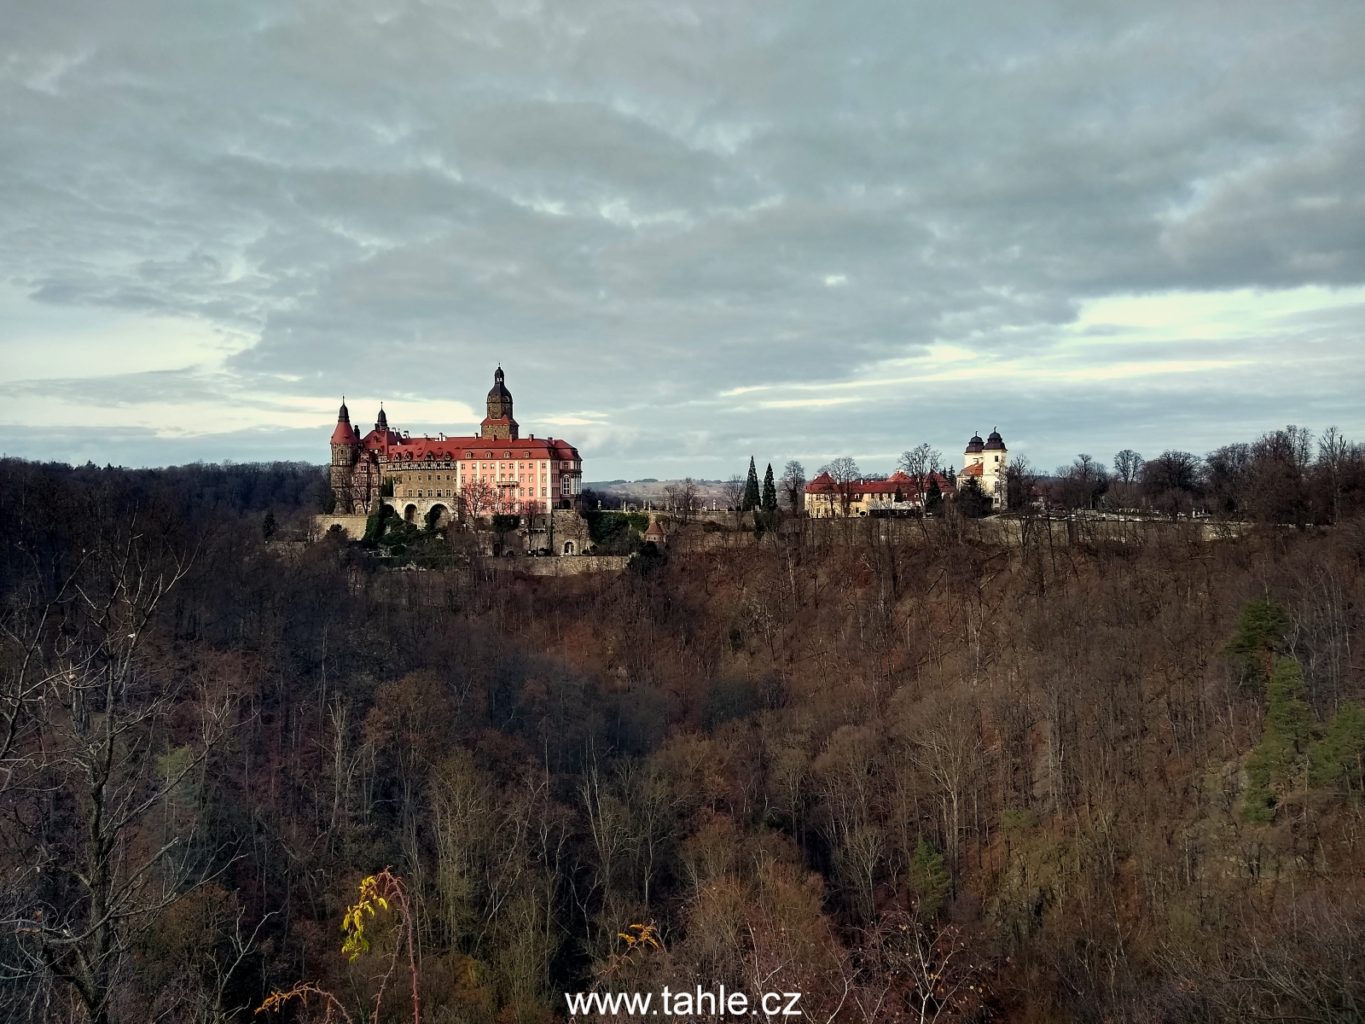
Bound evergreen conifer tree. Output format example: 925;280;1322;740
761;463;777;512
1244;657;1313;821
1227;599;1289;687
925;477;943;515
742;456;761;511
1310;702;1365;791
909;838;951;919
958;476;991;518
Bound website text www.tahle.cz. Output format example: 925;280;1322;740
565;986;803;1018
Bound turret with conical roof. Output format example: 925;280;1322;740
330;397;360;446
643;515;668;548
329;397;362;511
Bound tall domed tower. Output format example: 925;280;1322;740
480;365;520;440
983;429;1008;508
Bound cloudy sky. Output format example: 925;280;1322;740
3;1;1364;479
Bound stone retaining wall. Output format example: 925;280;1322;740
489;555;632;576
311;513;369;540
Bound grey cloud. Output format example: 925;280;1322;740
2;1;1364;475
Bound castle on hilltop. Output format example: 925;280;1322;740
328;367;582;524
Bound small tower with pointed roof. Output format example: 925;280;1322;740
481;366;520;440
643;515;668;549
329;398;362;510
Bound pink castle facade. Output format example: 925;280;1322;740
329;367;583;523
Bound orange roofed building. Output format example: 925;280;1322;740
329;367;583;524
804;469;953;517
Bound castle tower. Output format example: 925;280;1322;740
983;428;1008;508
643;515;668;549
480;365;520;440
958;429;1008;509
329;398;361;511
964;430;985;469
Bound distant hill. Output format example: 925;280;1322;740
585;478;732;508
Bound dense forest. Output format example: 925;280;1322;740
1;454;1362;1024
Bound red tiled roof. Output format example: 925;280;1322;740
359;428;404;449
855;471;914;495
374;435;580;462
805;469;952;498
960;462;984;477
805;471;836;493
330;421;360;445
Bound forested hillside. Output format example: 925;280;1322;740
1;458;1362;1023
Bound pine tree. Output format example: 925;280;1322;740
1226;599;1289;687
742;456;761;511
958;476;991;518
761;463;777;512
909;838;951;919
1310;702;1365;791
925;476;943;515
1244;657;1313;821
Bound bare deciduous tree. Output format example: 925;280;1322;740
663;478;699;522
0;523;236;1024
721;474;746;511
1112;448;1144;485
898;443;942;509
